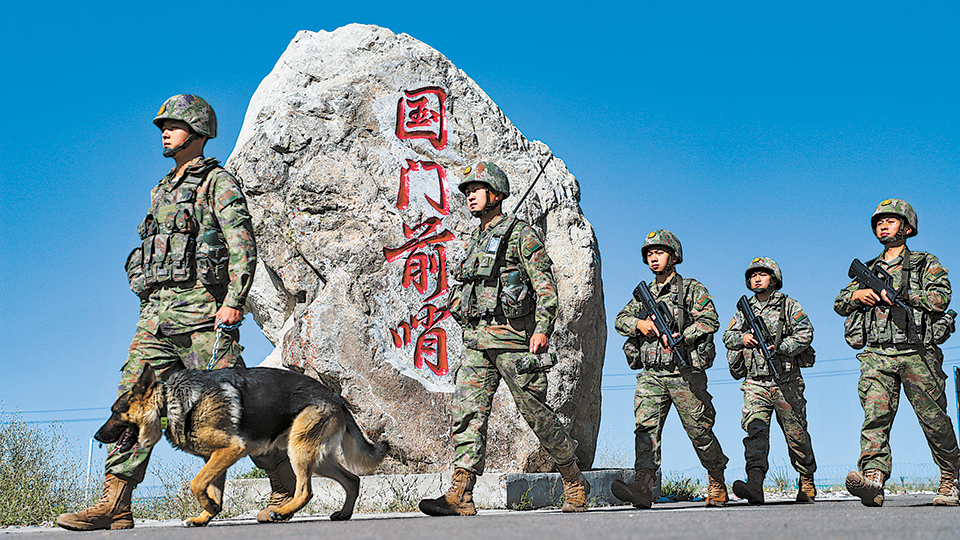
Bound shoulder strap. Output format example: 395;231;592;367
676;276;689;331
774;294;788;346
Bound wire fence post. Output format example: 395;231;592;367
955;366;960;445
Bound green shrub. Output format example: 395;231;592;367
660;471;701;501
0;414;88;526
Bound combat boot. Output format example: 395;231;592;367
557;460;591;512
611;468;656;509
705;470;728;507
846;469;885;507
732;469;765;505
796;473;817;503
56;474;135;531
419;468;477;516
257;458;298;522
933;469;959;506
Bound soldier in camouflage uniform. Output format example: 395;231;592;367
835;199;960;507
723;257;818;504
419;161;587;516
611;230;729;508
59;95;290;531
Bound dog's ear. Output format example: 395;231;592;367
133;364;158;395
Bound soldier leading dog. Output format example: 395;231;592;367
94;364;390;527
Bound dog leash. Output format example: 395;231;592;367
208;319;243;370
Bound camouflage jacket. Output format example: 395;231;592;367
722;291;813;379
450;214;558;351
834;248;950;355
615;273;719;371
136;157;256;336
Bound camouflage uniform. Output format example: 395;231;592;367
723;291;817;476
615;274;727;472
448;213;578;474
107;150;257;480
835;249;960;476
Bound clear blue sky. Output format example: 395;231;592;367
3;1;960;486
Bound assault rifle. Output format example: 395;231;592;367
848;258;909;310
632;281;688;368
736;295;780;381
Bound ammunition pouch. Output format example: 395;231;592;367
687;337;716;370
196;230;229;285
125;246;150;299
623;336;643;370
727;348;746;380
926;310;957;346
795;345;816;368
500;270;533;320
844;310;867;349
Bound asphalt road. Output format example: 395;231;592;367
5;494;959;540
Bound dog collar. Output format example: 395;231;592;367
159;381;169;431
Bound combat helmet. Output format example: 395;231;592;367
745;257;782;291
153;94;217;139
458;161;510;198
641;230;683;265
871;198;917;238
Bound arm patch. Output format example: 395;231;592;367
217;188;241;209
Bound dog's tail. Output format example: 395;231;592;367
341;411;390;475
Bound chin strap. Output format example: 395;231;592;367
162;133;198;158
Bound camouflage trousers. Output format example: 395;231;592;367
104;325;244;483
856;349;960;475
451;348;578;475
740;377;816;476
633;369;728;472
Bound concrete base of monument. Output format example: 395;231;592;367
226;469;660;513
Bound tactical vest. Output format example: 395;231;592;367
624;275;716;371
857;249;956;347
742;295;814;378
125;158;229;298
450;216;533;324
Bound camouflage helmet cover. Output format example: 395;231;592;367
745;257;783;290
871;198;917;238
153;94;217;139
641;229;683;265
458;161;510;198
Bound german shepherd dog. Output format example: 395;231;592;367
95;364;389;526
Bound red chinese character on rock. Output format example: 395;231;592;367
389;305;452;376
396;160;451;215
383;217;455;302
396;87;448;150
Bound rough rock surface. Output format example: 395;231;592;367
226;24;605;472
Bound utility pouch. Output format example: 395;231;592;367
196;230;228;285
927;309;957;345
688;338;716;370
516;353;557;375
500;270;533;319
795;345;816;368
473;238;501;279
125;247;149;298
844;311;867;349
623;336;644;370
727;349;746;380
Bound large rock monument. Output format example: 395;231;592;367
226;24;605;472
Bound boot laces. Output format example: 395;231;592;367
937;471;958;496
